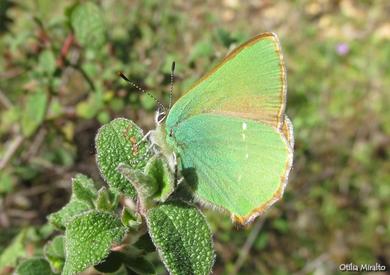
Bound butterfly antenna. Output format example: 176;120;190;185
118;72;166;112
168;61;175;110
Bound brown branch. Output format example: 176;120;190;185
0;68;23;79
33;17;50;46
0;89;13;109
0;135;24;171
232;218;266;274
21;128;47;161
57;34;74;68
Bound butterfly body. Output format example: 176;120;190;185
152;32;293;225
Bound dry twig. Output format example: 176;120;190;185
232;218;266;274
0;89;13;109
0;135;24;171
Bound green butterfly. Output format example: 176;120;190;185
150;32;293;225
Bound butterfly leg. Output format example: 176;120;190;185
176;177;184;186
148;143;159;155
135;130;160;162
136;130;151;147
172;152;184;187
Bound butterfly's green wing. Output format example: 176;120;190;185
167;114;292;224
162;33;293;224
166;32;287;130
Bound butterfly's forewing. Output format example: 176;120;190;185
170;114;292;224
166;32;287;131
163;33;293;224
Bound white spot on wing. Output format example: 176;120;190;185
241;122;249;159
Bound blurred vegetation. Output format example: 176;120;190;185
0;0;389;274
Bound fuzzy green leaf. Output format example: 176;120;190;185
0;229;27;270
15;258;54;275
63;210;127;275
70;2;106;49
38;49;56;75
21;90;48;137
146;202;214;275
140;93;157;111
96;187;111;210
75;90;104;119
95;118;151;198
48;199;91;229
0;170;14;194
44;235;65;273
189;40;214;62
96;187;119;211
121;207;142;229
72;174;97;205
118;164;157;201
144;155;175;202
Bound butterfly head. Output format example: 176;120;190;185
155;105;167;126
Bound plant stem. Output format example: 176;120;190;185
0;135;24;171
57;34;74;68
232;218;265;274
0;89;12;109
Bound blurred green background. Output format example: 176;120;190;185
0;0;389;274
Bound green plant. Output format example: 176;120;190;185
14;117;215;275
3;1;389;274
0;2;215;274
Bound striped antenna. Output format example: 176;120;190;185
118;72;166;112
169;61;175;110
